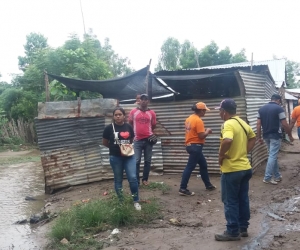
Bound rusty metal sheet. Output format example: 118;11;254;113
41;143;109;193
37;98;118;119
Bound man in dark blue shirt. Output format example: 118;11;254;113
256;94;293;185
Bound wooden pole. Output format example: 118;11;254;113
145;59;152;98
250;53;253;71
44;70;50;102
80;0;86;35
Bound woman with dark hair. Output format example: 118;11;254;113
178;102;216;196
102;107;141;210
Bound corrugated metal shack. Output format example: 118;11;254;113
37;65;277;193
154;65;277;176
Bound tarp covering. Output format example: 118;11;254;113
47;67;175;101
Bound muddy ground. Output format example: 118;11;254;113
36;138;300;250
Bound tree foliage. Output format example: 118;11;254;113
1;31;133;121
285;59;300;88
156;37;181;71
156;38;248;71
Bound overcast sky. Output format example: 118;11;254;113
1;0;299;82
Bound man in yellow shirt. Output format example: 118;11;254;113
215;99;256;241
178;102;216;196
289;99;300;139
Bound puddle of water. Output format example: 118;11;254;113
0;162;48;249
242;213;270;250
243;194;300;249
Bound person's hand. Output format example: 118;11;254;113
289;135;294;143
219;154;230;166
206;128;212;134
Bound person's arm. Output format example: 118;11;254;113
289;118;296;131
281;119;294;142
128;109;134;127
247;137;256;153
102;138;109;148
219;139;232;166
198;128;212;139
151;111;157;131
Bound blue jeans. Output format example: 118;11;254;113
180;144;212;190
297;127;300;139
264;138;281;181
110;155;139;202
134;139;153;184
221;169;252;236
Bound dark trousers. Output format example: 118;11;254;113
221;169;253;236
180;144;212;189
134;139;153;184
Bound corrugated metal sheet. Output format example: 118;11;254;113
198;59;286;88
41;143;110;193
38;98;118;119
285;92;298;100
36;100;164;193
240;71;269;99
128;97;248;175
35;117;105;151
238;71;270;170
244;98;268;170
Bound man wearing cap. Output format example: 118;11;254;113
256;94;293;185
289;99;300;139
129;94;156;186
215;99;256;241
178;102;216;196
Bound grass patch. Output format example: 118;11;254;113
0;155;40;166
0;144;37;152
47;193;162;249
140;182;171;194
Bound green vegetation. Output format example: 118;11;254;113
0;155;40;166
140;182;171;194
155;38;248;71
47;193;162;250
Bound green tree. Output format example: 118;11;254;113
231;49;247;63
10;31;133;120
155;39;248;71
198;41;219;67
156;37;181;71
179;40;199;69
18;33;49;71
218;47;232;65
286;59;300;88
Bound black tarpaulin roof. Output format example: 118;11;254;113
47;67;176;100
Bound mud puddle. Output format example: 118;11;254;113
0;161;48;249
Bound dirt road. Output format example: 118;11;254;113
42;139;300;250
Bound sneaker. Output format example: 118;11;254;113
215;231;241;241
239;228;248;237
263;179;278;185
274;176;282;182
206;185;216;191
178;189;195;196
134;202;141;211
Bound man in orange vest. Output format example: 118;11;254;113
289;99;300;139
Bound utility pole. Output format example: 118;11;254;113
80;0;86;35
